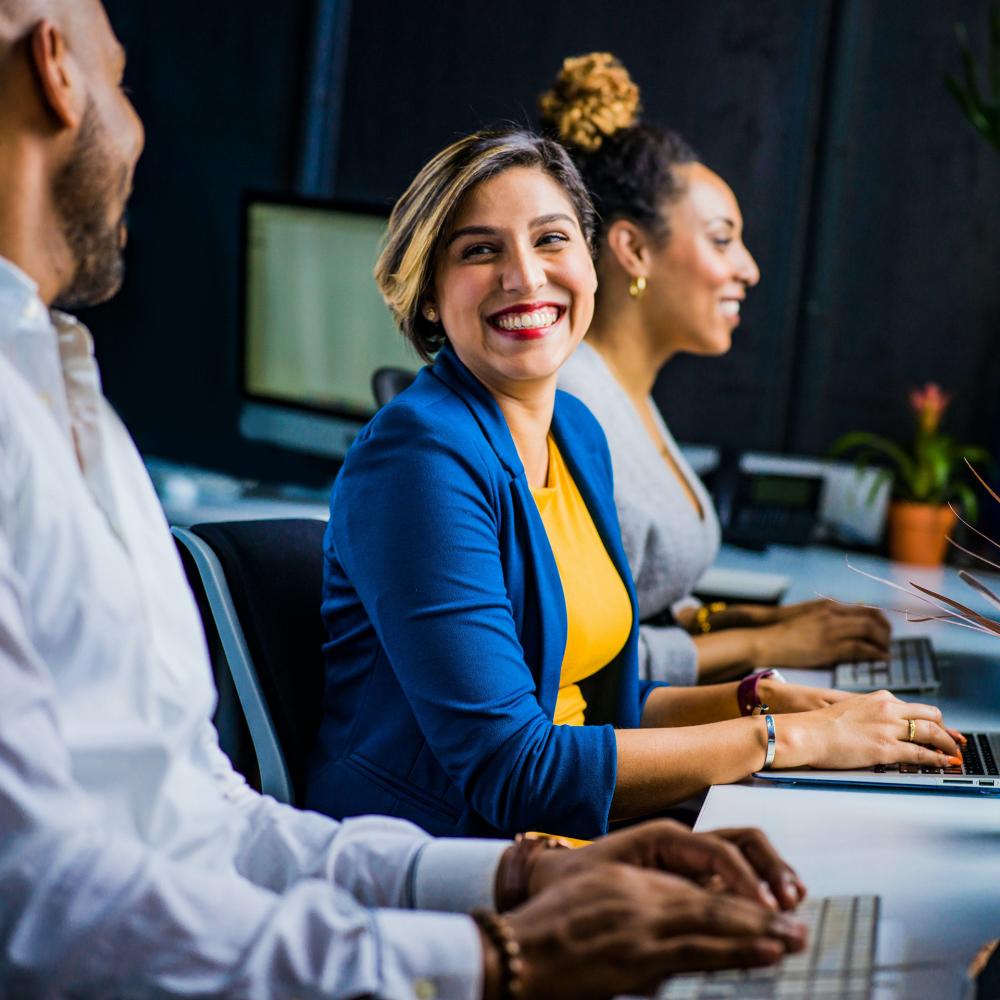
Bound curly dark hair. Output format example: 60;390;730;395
539;53;697;244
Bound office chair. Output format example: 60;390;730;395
371;366;417;407
173;518;328;805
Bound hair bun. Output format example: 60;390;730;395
539;52;640;152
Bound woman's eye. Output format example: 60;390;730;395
537;232;569;247
712;237;734;251
460;243;497;260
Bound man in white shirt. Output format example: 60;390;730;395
0;0;808;996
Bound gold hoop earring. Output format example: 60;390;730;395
424;306;438;323
628;276;647;299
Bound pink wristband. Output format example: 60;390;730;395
737;669;775;716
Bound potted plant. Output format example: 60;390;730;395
831;384;992;565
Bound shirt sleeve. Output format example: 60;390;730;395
637;623;699;686
331;408;618;838
0;527;483;1000
203;723;508;912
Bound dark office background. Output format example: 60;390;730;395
91;0;1000;487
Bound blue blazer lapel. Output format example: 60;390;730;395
429;344;523;478
429;344;568;716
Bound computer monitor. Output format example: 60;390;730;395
239;193;420;461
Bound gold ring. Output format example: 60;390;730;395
903;718;916;743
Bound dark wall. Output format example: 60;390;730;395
89;0;327;482
788;0;1000;456
89;0;1000;483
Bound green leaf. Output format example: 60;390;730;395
829;432;917;490
865;468;894;506
955;443;994;467
949;482;979;524
947;9;1000;150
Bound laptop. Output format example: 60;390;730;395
755;730;1000;794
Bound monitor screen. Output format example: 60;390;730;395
240;196;420;460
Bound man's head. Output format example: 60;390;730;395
0;0;143;307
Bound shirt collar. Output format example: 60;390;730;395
0;255;48;334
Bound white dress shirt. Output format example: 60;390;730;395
0;255;507;999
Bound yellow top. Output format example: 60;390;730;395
531;436;632;726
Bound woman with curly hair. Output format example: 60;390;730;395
546;53;892;687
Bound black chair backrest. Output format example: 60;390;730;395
371;366;417;408
189;518;328;801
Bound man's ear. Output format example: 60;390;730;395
29;19;83;130
604;219;652;281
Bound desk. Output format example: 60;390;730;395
699;544;1000;966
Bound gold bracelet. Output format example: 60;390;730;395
495;833;565;912
695;601;728;634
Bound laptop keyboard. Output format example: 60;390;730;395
657;895;878;999
833;637;938;694
871;732;999;779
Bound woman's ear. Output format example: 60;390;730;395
604;219;651;282
421;298;439;324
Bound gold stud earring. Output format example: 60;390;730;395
424;306;438;322
628;276;647;299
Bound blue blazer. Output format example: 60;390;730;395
306;345;664;838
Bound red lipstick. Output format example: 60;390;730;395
486;302;566;341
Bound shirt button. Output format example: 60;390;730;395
414;979;437;999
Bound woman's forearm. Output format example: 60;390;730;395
640;681;743;727
612;716;773;819
693;628;769;681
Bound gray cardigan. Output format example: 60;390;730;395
558;342;720;684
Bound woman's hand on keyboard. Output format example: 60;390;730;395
503;863;807;1000
528;819;807;913
779;689;962;769
750;602;891;669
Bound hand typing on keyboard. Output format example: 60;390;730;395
529;820;808;912
503;861;807;1000
742;601;891;670
771;689;962;771
499;821;809;999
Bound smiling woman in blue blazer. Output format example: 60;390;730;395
306;129;961;840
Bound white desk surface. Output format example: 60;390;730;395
700;543;1000;966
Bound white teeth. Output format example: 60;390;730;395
719;300;740;317
493;307;560;331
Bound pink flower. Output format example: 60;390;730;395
909;382;952;433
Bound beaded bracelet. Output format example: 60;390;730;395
473;909;525;1000
694;601;728;634
495;833;565;913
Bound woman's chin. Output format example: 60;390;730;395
688;332;734;358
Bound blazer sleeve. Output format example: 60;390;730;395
330;405;617;838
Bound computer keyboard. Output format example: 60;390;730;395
833;637;939;694
657;895;878;1000
872;732;999;779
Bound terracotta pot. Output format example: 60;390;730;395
887;501;958;566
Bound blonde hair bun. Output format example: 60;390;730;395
539;52;641;152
